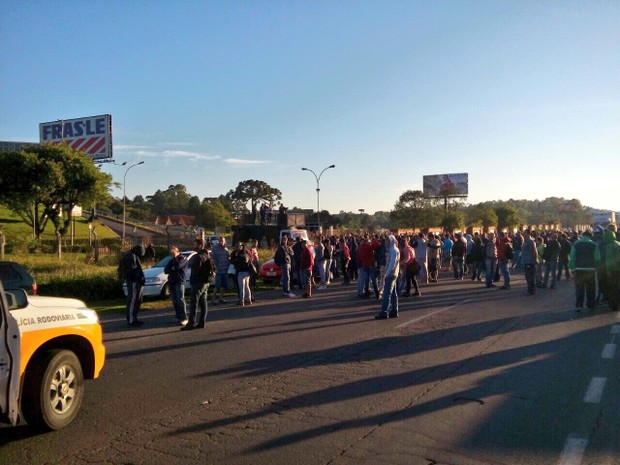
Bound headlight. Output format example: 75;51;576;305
145;277;162;284
78;308;100;323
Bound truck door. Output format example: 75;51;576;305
0;284;21;425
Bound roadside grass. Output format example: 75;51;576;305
1;206;280;311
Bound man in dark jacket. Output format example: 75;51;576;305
274;236;295;297
557;233;572;281
183;239;213;330
120;245;146;327
164;245;189;326
542;233;561;289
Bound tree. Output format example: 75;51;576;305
227;180;282;214
0;144;112;240
495;205;521;230
197;198;235;229
146;184;192;215
466;204;498;228
442;211;465;232
390;190;433;229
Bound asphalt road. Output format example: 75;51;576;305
2;270;619;465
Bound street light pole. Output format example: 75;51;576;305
301;164;335;233
122;161;144;240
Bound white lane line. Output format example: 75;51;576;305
583;377;607;404
396;299;472;329
611;325;620;334
557;436;588;465
602;343;616;359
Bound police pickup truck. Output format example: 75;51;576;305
0;282;105;430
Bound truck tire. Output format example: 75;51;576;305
22;350;84;430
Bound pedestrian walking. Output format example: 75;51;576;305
183;239;214;330
375;235;400;320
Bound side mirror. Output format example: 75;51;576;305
4;289;28;310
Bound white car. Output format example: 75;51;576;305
123;251;196;298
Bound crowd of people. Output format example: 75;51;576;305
118;224;620;328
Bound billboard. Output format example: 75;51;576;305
423;173;468;197
39;114;112;161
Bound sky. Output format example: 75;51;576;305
1;1;619;214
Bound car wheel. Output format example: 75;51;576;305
22;350;84;430
160;282;170;299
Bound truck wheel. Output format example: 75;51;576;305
22;350;84;430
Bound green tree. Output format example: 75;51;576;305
495;205;521;230
227;180;282;213
442;211;465;232
390;190;434;229
0;144;112;240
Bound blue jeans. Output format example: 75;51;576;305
188;283;209;326
170;283;187;320
281;264;291;294
485;258;497;286
363;266;379;297
380;275;398;316
544;260;558;287
499;259;510;287
452;257;464;279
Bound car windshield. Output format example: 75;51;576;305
153;256;172;268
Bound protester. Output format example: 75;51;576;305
542;233;560;289
521;229;538;295
118;245;146;327
484;232;498;288
300;239;314;298
603;224;620;311
274;236;295;297
451;233;467;280
569;230;600;311
231;241;252;306
375;235;400;319
497;232;512;290
210;236;230;305
164;245;189;326
183;239;213;330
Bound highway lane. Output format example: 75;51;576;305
1;272;618;464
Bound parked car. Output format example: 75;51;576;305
0;261;38;295
0;282;105;430
258;245;319;283
122;251;196;298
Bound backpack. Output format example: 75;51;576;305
192;252;215;283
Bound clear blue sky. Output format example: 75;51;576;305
1;1;619;214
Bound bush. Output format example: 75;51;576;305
41;271;125;302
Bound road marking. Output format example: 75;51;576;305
602;343;616;359
396;299;472;329
557;436;588;465
611;325;620;334
583;377;606;404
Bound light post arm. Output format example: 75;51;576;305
122;161;144;240
301;164;335;233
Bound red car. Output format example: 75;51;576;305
258;245;319;283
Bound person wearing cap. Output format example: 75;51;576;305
569;230;601;311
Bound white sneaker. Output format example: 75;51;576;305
180;319;189;326
287;292;296;297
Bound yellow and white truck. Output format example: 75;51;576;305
0;282;105;430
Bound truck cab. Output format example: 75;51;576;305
0;283;105;430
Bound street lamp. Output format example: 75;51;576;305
301;164;335;233
122;161;144;240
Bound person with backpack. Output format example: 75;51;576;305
182;239;214;330
164;245;189;326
